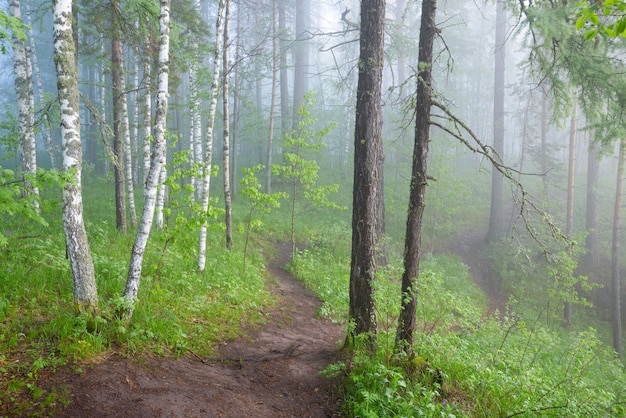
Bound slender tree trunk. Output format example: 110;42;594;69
132;31;140;186
395;0;436;352
10;0;38;207
347;0;385;349
292;0;310;130
121;60;138;228
53;0;98;312
564;92;578;326
585;137;600;268
199;0;226;271
278;0;290;138
25;0;57;170
232;0;241;197
143;56;152;185
190;0;203;203
100;34;110;178
541;85;549;193
111;0;127;234
223;0;233;250
123;0;171;319
611;137;625;361
266;0;278;195
486;0;506;243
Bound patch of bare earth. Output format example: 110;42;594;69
39;243;345;417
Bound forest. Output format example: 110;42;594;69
1;0;626;416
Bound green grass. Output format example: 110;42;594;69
288;223;626;417
0;180;275;415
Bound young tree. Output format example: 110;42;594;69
348;0;385;348
395;0;437;352
53;0;98;312
10;0;38;208
266;0;278;195
123;0;171;319
564;92;578;325
585;137;600;268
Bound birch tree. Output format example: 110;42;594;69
123;0;170;319
53;0;98;312
198;0;225;271
25;0;57;170
10;0;38;208
223;0;233;250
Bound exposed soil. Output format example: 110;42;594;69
38;243;345;417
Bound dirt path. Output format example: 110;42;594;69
42;243;345;417
446;229;509;315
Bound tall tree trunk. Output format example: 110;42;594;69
585;137;600;268
278;0;290;138
395;0;436;352
132;31;140;186
564;92;578;326
486;0;506;243
121;60;138;228
348;0;385;348
611;137;625;361
190;0;203;203
100;34;110;178
232;0;241;197
123;0;171;319
198;0;226;272
143;55;152;186
111;0;127;234
53;0;98;312
25;0;57;170
266;0;278;195
292;0;310;130
10;0;38;208
223;0;233;250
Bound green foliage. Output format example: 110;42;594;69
0;10;26;54
240;164;287;271
272;91;343;250
576;0;626;39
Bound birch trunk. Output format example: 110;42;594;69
132;34;140;186
10;0;38;207
123;0;171;318
120;59;138;227
143;56;152;185
231;0;241;197
223;0;232;250
25;0;57;170
198;0;226;271
53;0;98;312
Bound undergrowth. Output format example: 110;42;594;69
0;182;274;415
289;223;626;417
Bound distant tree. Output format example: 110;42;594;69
611;136;625;360
291;0;310;130
123;0;171;320
486;0;506;244
585;137;600;268
348;0;385;348
53;0;98;312
564;92;578;325
395;0;437;353
9;0;38;208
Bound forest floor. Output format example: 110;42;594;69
30;231;505;418
39;242;345;417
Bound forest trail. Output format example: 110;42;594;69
446;228;509;316
42;242;344;417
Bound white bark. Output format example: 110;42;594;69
132;32;140;186
53;0;98;311
198;0;226;271
101;34;110;178
143;56;152;185
190;0;203;203
10;0;39;207
223;0;232;249
123;0;171;317
155;166;167;230
25;0;57;170
120;57;137;227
